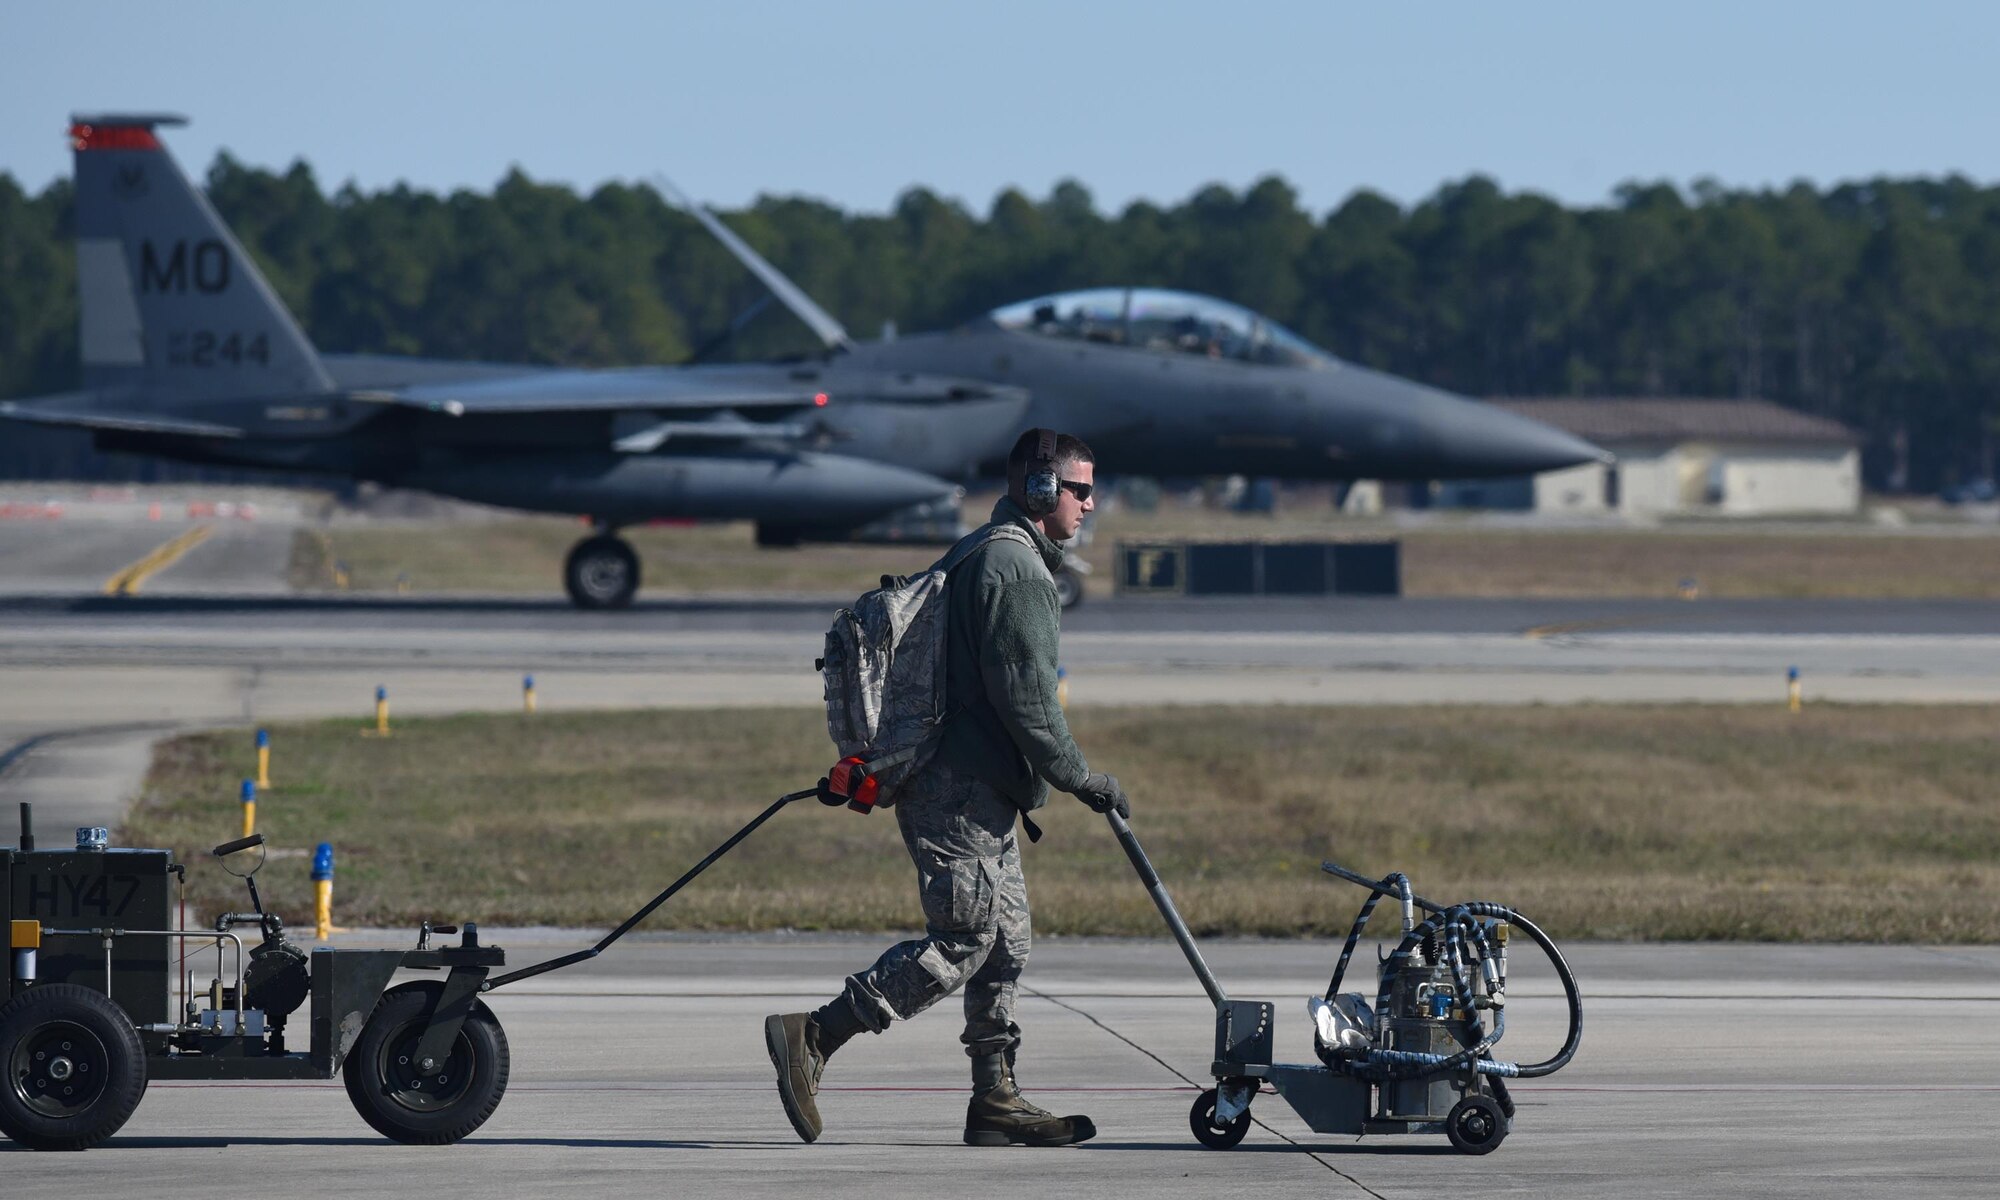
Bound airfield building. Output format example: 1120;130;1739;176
1437;398;1861;516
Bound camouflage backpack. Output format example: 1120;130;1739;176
818;523;1037;812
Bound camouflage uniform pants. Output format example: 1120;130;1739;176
840;763;1032;1061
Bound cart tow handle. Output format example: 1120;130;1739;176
482;786;823;992
1104;809;1228;1009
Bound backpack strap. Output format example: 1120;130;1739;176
927;520;1052;844
933;521;1038;579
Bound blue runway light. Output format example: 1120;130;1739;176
240;779;255;803
376;685;387;702
256;728;269;749
312;842;335;882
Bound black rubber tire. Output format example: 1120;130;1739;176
1446;1093;1508;1155
1053;567;1085;610
342;983;510;1145
1189;1087;1251;1150
564;535;640;609
0;983;148;1151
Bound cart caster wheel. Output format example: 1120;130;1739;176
1446;1093;1508;1155
343;982;510;1145
1190;1087;1251;1149
0;982;149;1150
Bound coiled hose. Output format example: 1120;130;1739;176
1321;867;1583;1082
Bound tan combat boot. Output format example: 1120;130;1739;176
764;1013;826;1143
964;1075;1097;1147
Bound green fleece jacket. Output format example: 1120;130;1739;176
931;496;1091;810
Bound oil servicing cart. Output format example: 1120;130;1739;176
1100;810;1583;1154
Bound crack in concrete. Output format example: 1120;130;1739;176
1024;984;1388;1198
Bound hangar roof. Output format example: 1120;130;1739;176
1487;397;1858;446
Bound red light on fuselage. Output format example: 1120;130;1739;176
70;123;161;152
813;392;828;407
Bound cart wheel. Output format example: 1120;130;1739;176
1445;1093;1508;1155
1190;1087;1251;1149
343;983;510;1145
0;983;149;1150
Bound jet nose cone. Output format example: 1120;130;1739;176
1429;397;1610;476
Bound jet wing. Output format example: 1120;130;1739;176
0;394;245;439
320;353;563;390
385;367;829;416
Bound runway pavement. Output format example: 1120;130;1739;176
0;935;1993;1197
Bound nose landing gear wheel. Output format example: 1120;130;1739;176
0;983;148;1150
1189;1086;1251;1149
564;535;640;609
1053;566;1085;610
343;983;511;1145
1446;1093;1508;1155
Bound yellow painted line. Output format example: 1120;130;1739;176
103;525;213;596
1523;610;1697;640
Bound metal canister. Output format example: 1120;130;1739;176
1376;958;1476;1123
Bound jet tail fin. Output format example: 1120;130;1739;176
654;175;853;353
69;113;332;400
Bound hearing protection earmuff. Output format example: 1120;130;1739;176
1022;428;1061;516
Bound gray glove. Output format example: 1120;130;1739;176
1074;772;1129;820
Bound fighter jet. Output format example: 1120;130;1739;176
2;114;1607;608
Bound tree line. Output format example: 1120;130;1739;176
3;155;1997;491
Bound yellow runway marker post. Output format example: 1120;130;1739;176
103;525;212;596
255;728;271;789
362;685;391;737
523;674;537;714
312;843;341;940
240;779;256;839
1788;666;1802;713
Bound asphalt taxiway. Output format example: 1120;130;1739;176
0;935;1993;1198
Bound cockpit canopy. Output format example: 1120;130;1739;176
987;287;1331;368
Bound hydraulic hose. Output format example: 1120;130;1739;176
1320;864;1583;1082
1324;885;1386;1000
1359;903;1581;1080
1324;872;1411;1000
1362;908;1511;1079
1492;908;1583;1079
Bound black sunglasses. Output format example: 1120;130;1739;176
1058;479;1093;502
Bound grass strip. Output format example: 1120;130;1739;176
125;704;2000;942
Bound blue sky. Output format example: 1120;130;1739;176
2;1;1992;217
